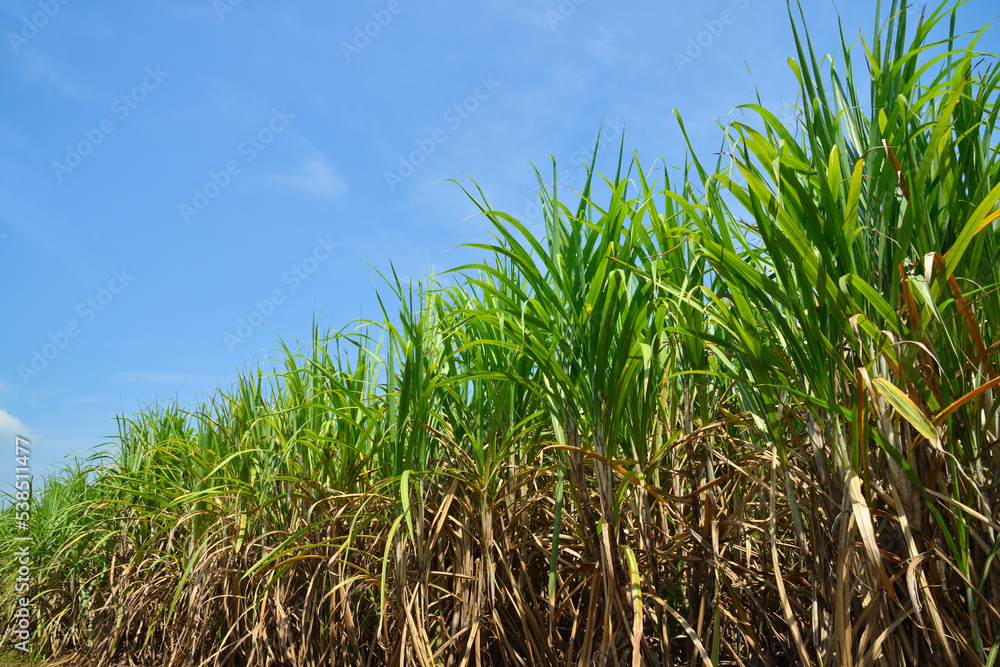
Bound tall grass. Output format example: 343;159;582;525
4;1;1000;664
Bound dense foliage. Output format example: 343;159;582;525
5;2;1000;665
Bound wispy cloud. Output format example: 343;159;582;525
267;156;348;199
62;395;116;407
111;372;219;385
15;51;92;104
582;29;622;64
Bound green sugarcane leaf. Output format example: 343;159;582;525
873;377;937;446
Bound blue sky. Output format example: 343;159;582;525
1;0;997;487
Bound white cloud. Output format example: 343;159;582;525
268;157;348;200
0;409;33;445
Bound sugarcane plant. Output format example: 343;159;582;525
2;0;1000;665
